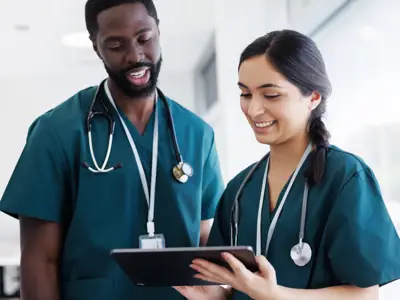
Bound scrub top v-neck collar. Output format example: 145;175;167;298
256;144;312;256
104;81;160;238
103;86;159;147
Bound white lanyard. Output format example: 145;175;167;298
256;144;312;256
104;82;158;237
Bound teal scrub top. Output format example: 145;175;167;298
207;145;400;299
0;85;225;300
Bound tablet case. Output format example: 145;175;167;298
111;246;258;287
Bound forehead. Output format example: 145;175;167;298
238;55;287;88
97;3;155;36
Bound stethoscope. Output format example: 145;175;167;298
81;79;193;184
230;144;313;267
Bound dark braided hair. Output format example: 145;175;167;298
85;0;159;38
239;30;332;186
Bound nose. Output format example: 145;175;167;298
126;42;144;64
247;97;265;119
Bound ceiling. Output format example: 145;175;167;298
0;0;214;79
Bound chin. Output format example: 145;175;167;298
129;80;152;91
123;82;156;99
254;133;275;145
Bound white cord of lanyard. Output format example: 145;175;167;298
104;81;158;237
256;144;312;256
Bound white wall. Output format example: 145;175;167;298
312;0;400;215
207;0;288;182
158;71;196;112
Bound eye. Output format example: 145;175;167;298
107;42;123;51
139;37;151;44
139;34;152;44
240;93;252;99
264;95;280;99
109;46;122;51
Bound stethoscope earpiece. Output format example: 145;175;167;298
290;241;312;267
172;162;193;184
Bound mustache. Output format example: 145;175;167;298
120;61;155;74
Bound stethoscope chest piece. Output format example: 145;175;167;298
172;162;193;183
290;241;312;267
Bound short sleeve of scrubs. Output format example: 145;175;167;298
0;116;70;223
326;169;400;287
200;132;224;220
206;192;230;247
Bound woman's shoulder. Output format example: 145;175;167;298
325;144;374;179
321;144;382;201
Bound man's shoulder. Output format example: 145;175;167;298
34;86;96;126
42;86;96;122
27;86;97;142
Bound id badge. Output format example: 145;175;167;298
139;234;165;249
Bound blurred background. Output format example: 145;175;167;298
1;0;399;298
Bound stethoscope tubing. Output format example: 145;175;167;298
83;80;185;173
230;146;313;267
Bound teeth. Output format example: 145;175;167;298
129;68;148;78
255;121;275;128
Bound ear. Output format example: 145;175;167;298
90;36;102;59
308;91;322;111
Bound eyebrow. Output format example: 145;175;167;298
135;28;153;36
103;28;152;43
237;82;282;89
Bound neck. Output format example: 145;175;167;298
107;79;156;133
269;132;309;172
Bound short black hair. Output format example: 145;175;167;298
239;30;332;186
85;0;159;37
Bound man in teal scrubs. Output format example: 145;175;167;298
0;1;224;299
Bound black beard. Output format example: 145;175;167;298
104;56;162;99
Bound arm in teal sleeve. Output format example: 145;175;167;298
201;131;225;220
326;169;400;287
0;116;71;223
207;188;232;247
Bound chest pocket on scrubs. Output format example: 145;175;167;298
76;165;128;221
66;132;135;258
74;112;133;228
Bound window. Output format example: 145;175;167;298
194;35;218;115
200;52;218;112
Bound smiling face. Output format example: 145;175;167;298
93;2;162;99
238;55;321;146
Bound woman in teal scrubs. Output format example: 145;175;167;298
175;30;400;300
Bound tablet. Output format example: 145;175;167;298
110;246;258;287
